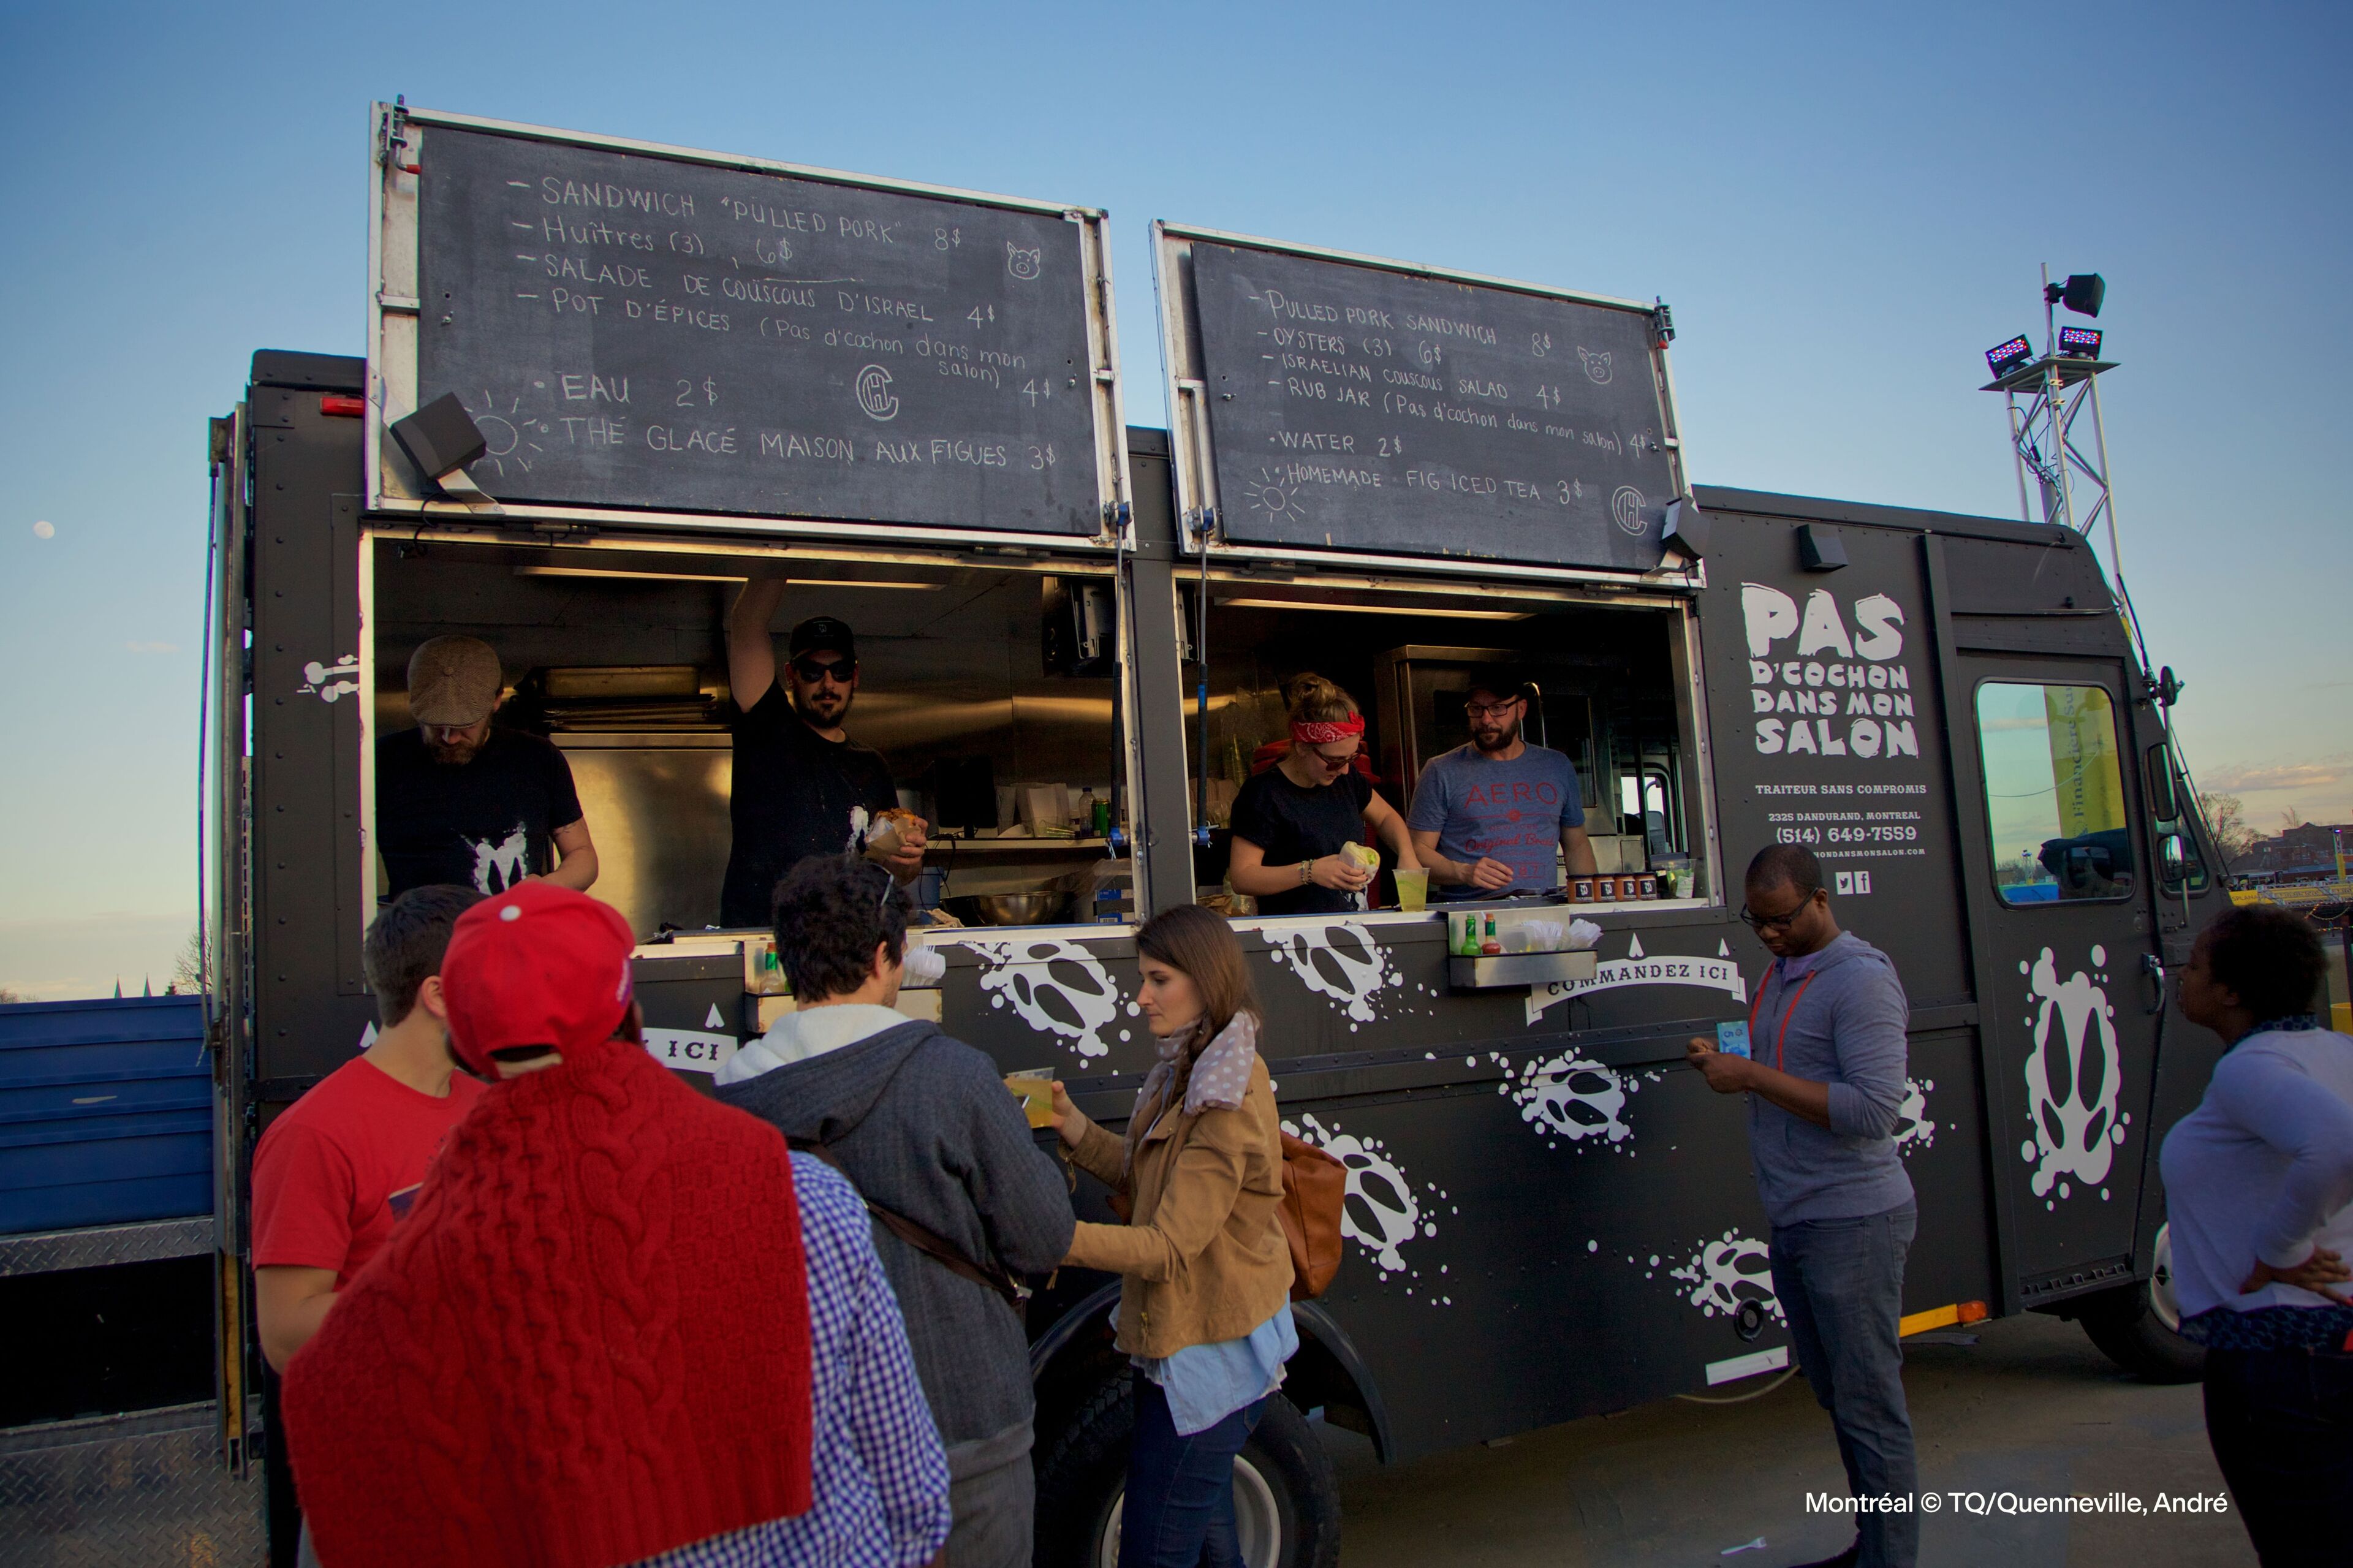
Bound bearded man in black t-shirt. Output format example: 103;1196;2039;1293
376;635;599;899
720;584;928;928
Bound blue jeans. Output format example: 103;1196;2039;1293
2203;1346;2353;1566
1770;1204;1919;1568
1121;1370;1265;1568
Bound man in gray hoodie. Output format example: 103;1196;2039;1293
1687;844;1918;1568
716;855;1074;1568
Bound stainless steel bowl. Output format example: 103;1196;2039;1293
942;892;1073;926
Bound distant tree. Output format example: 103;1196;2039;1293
171;928;205;995
0;985;23;1006
2279;805;2308;833
2197;792;2258;861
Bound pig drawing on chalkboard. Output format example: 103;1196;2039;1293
1006;242;1042;281
1577;346;1612;385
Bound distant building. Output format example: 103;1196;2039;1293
2237;822;2351;884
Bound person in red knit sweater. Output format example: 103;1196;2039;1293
284;881;950;1568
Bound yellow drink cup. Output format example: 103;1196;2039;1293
1393;868;1430;912
1005;1067;1057;1129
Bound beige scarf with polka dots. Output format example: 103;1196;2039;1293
1122;1011;1262;1174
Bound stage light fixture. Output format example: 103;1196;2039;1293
1985;335;2035;381
2058;325;2103;358
2043;273;2105;318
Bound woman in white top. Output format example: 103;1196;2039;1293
2160;903;2353;1565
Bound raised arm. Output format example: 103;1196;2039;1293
1064;1104;1253;1281
728;578;790;710
1363;791;1422;873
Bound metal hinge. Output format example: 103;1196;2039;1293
379;94;419;175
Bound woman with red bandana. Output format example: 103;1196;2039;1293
1226;675;1422;915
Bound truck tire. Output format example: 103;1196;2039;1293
1032;1371;1341;1568
2078;1222;2205;1385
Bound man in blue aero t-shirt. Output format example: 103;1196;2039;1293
1407;673;1599;899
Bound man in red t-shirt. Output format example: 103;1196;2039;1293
251;885;485;1371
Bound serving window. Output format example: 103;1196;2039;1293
1174;574;1711;916
363;535;1129;939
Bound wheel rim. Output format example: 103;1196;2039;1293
2150;1221;2181;1333
1093;1454;1287;1568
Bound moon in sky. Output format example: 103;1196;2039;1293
32;520;55;539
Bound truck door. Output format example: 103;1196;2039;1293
1957;653;2161;1293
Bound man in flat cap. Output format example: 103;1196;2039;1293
376;635;599;898
722;580;925;929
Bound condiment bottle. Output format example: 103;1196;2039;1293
1481;914;1503;956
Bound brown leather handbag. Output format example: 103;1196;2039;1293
1278;1130;1346;1300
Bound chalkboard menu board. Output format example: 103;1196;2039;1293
397;121;1108;535
1175;237;1683;569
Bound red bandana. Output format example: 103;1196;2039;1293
284;1039;815;1568
1290;714;1365;745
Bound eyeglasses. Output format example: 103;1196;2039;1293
1307;746;1360;771
1464;700;1521;720
790;656;857;685
1738;901;1808;934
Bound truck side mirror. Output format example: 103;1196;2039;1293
2159;833;2188;882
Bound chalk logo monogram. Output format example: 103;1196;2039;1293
1005;243;1042;281
2019;945;2128;1207
961;935;1131;1060
1577;346;1612;385
855;364;899;422
1611;485;1648;536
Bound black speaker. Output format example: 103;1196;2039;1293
1797;523;1849;572
1661;496;1709;559
388;392;488;480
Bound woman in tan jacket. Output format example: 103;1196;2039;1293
1047;905;1296;1568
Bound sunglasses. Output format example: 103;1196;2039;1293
790;656;857;685
1308;746;1360;771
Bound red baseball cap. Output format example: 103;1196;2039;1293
440;882;636;1076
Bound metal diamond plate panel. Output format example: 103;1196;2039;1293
0;1219;215;1278
0;1403;260;1567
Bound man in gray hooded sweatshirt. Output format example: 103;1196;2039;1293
1687;844;1918;1568
716;855;1075;1568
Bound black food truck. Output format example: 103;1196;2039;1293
182;105;2227;1567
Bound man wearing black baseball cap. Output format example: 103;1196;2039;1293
721;578;926;928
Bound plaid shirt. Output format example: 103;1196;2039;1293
638;1154;952;1568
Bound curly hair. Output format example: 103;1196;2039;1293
771;855;910;1002
2200;904;2326;1021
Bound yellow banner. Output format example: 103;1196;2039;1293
2044;687;2125;838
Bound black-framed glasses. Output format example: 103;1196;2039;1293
790;656;857;685
1307;746;1360;771
1463;699;1521;720
1738;903;1805;934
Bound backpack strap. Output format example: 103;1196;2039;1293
783;1036;1029;1308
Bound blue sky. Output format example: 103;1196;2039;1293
2;1;2347;998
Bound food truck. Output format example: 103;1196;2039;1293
174;105;2232;1566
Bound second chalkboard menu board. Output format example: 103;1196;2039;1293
371;108;1118;540
1157;225;1688;572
